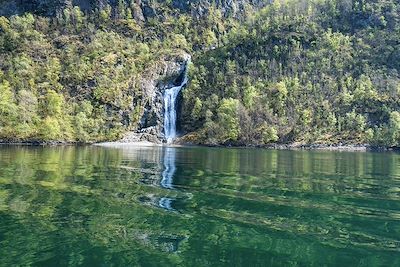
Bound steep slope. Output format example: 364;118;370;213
0;0;265;143
0;0;267;17
0;0;399;147
179;0;400;147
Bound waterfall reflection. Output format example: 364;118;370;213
115;146;181;212
158;197;175;211
158;147;177;211
161;147;176;189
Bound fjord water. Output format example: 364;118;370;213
0;146;399;266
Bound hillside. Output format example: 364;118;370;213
181;0;400;147
0;0;399;147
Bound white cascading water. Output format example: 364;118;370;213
163;60;189;144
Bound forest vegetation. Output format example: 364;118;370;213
0;0;399;147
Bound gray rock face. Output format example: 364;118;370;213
174;0;268;18
0;0;69;16
121;53;190;143
0;0;267;18
0;0;106;16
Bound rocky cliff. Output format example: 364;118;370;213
0;0;268;18
124;53;191;143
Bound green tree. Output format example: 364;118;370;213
39;116;62;141
16;89;38;138
216;98;240;143
42;90;63;117
259;123;279;144
0;80;18;138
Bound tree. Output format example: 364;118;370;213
243;81;257;109
39;117;62;141
344;110;367;132
269;81;287;116
216;98;240;143
0;80;18;138
42;90;63;117
16;90;38;138
259;123;279;144
203;29;217;49
373;111;400;147
191;97;203;121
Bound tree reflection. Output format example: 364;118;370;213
0;146;399;266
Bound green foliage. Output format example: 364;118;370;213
0;3;172;143
42;90;63;117
215;98;240;143
182;0;400;147
39;116;62;141
0;0;399;147
191;97;203;121
260;123;279;144
344;110;367;132
372;111;400;147
0;80;17;138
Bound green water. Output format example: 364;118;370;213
0;145;399;266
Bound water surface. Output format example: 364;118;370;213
0;145;399;266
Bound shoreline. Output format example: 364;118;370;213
1;140;398;152
183;143;398;152
94;141;162;148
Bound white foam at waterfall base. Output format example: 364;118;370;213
163;62;189;144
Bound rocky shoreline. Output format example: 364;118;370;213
99;143;389;152
265;143;371;152
0;140;75;146
185;143;398;152
2;139;398;152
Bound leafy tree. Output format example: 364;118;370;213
216;98;240;143
42;90;63;117
0;80;17;138
260;123;279;144
39;116;62;141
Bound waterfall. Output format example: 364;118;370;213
163;60;190;144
